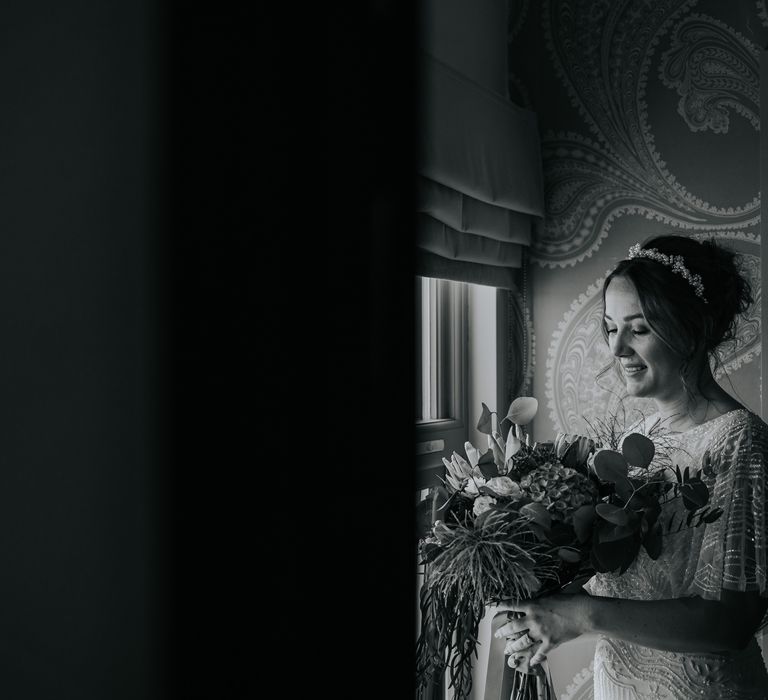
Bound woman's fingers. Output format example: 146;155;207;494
504;632;537;654
494;619;529;638
491;600;529;616
529;639;552;668
507;648;545;675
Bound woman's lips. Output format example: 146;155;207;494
623;364;646;375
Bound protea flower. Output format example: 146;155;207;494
441;451;483;492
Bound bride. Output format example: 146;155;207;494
494;235;768;698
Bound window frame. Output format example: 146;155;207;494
415;278;469;489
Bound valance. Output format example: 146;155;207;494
417;52;544;287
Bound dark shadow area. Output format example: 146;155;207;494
160;3;256;699
0;1;256;697
0;2;162;698
321;2;420;698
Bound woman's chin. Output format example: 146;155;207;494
624;379;650;397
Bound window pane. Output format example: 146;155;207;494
415;277;464;423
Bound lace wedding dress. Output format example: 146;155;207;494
585;409;768;699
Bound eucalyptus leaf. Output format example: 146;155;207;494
626;483;653;509
598;522;638;543
621;433;655;468
593;450;629;482
573;505;596;544
642;503;662;531
680;478;709;511
619;538;641;574
557;548;581;563
702;507;723;524
596;502;631;526
614;475;636;503
642;524;662;560
592;537;635;573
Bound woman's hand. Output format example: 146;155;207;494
503;644;542;675
493;593;592;667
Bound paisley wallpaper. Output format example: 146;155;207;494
504;0;766;696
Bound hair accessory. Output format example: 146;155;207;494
627;243;707;303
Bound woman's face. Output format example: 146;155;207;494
603;276;683;402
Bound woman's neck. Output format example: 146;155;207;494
652;369;742;432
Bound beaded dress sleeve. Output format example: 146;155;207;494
586;410;768;699
682;411;768;603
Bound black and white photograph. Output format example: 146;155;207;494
331;0;768;698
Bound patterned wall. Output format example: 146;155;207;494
506;0;765;696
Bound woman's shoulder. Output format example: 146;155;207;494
714;407;766;435
682;405;761;436
699;408;768;470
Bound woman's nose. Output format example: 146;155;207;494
611;330;632;357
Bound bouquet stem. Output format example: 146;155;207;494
505;661;556;700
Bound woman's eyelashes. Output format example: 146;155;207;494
605;326;649;337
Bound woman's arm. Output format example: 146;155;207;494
495;589;768;667
586;589;768;653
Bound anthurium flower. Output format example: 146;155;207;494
488;433;506;469
504;429;522;464
504;396;539;426
485;476;522;499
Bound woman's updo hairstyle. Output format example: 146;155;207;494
601;235;753;389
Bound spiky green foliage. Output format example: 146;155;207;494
415;509;559;699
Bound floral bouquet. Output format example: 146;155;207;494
415;397;721;700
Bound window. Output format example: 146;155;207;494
415;277;468;489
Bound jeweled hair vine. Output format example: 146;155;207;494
626;243;707;304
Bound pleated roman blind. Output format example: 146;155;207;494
417;0;544;289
